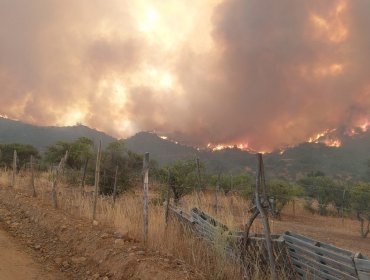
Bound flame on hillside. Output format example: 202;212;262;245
345;128;357;137
344;119;370;136
306;128;343;147
207;142;249;152
159;135;178;144
0;114;9;119
308;128;337;144
360;120;370;132
324;139;342;147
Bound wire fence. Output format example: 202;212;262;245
4;152;370;219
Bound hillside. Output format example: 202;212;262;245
1;117;370;180
0;118;115;151
124;132;197;164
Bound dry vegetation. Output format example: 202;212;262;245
0;169;369;279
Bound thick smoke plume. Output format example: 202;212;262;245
0;0;369;151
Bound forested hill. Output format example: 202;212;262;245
0;117;115;151
1;117;370;180
123;131;370;181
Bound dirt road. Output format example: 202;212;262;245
0;187;203;280
0;226;63;280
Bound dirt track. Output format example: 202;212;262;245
0;186;203;280
0;227;64;280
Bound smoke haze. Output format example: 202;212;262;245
0;0;369;151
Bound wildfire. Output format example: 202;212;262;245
307;128;342;148
345;128;357;137
0;114;9;119
344;120;370;136
207;142;249;152
158;135;179;144
307;128;336;143
324;139;342;147
360;120;370;132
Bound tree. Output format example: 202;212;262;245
159;159;201;203
44;141;70;166
267;179;303;218
298;174;338;215
68;137;94;170
0;143;39;169
99;140;144;195
350;183;370;238
44;137;94;170
330;183;350;216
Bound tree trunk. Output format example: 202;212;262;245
358;212;370;238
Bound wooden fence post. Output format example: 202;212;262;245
230;173;233;192
165;170;171;226
11;150;17;187
255;153;277;280
51;150;68;209
214;173;220;214
143;153;149;243
341;189;346;225
30;155;36;197
112;165;118;205
81;157;89;195
196;157;202;206
92;141;102;220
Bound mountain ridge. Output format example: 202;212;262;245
0;117;369;180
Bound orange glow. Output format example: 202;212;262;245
314;63;344;77
345;128;357;137
307;128;338;146
310;0;348;43
360;120;370;132
308;131;327;143
324;139;342;147
158;135;178;144
311;15;329;30
207;142;249;151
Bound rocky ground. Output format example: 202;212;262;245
0;186;204;280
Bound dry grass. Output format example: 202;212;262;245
3;168;367;278
0;170;268;279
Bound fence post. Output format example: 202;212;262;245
143;153;149;243
112;165;118;205
11;150;17;187
214;173;220;214
81;157;89;195
196;157;202;206
341;189;346;225
92;141;102;220
255;153;277;280
230;173;233;192
51;151;68;209
165;169;171;226
30;155;36;197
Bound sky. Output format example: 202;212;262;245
0;0;369;151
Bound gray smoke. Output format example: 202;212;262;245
0;0;369;150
